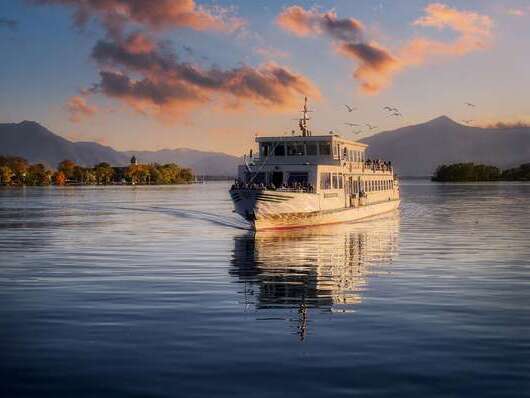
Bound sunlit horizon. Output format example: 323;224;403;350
2;0;530;155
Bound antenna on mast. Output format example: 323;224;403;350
298;96;312;136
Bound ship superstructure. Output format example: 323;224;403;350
230;98;400;230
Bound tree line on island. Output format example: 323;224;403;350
432;163;530;182
0;156;193;186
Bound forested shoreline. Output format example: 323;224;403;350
432;163;530;182
0;156;193;186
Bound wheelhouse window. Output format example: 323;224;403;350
260;143;271;157
320;172;331;190
319;142;331;156
306;142;318;156
273;142;285;156
287;142;305;156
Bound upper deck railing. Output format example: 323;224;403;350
230;181;315;193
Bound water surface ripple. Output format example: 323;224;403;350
1;182;529;397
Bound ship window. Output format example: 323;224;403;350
343;147;348;160
287;142;305;156
288;172;308;185
320;173;331;190
339;173;343;189
319;142;331;156
306;142;318;156
333;144;339;158
332;173;338;189
274;143;285;156
260;143;271;157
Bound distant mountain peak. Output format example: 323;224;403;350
18;120;43;128
428;115;459;125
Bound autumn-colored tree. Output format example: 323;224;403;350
0;166;13;186
25;164;51;186
94;162;115;184
126;164;151;184
58;159;77;180
0;156;29;185
53;170;67;186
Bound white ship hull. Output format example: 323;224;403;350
230;189;400;230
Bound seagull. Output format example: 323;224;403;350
345;105;356;112
365;123;377;130
463;119;473;124
465;102;476;107
344;122;360;127
391;111;402;117
383;106;393;112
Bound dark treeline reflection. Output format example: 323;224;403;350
230;214;400;314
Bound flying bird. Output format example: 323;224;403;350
465;102;476;107
463;119;473;124
383;106;393;112
344;122;360;127
351;130;363;135
365;123;377;130
391;111;402;117
344;105;356;112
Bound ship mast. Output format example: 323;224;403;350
298;96;312;137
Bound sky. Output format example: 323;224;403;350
1;0;530;155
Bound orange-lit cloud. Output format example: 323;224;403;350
90;33;319;120
66;95;97;122
35;1;316;121
32;0;244;34
277;6;364;41
337;42;399;94
277;3;493;94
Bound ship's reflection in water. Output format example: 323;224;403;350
230;213;400;339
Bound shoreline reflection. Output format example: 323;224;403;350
230;212;400;316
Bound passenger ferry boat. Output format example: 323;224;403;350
229;98;400;231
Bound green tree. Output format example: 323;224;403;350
432;163;500;182
94;162;115;184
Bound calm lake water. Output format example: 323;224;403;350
1;181;529;397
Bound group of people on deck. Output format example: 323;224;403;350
365;159;392;172
230;180;315;192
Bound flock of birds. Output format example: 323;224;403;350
342;101;478;137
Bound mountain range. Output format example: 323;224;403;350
361;116;530;176
0;121;241;176
1;117;529;177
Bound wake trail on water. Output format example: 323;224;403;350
66;203;251;231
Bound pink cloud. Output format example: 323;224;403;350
89;33;319;120
66;95;97;122
32;0;245;34
277;3;493;94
